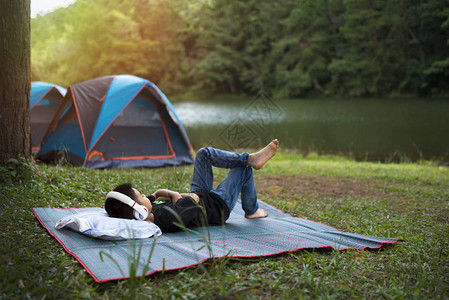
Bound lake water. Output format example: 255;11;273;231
173;96;449;162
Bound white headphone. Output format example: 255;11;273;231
106;191;149;221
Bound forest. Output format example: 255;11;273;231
31;0;449;98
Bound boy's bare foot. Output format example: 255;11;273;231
245;208;268;219
248;139;279;170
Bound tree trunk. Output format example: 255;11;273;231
0;0;31;164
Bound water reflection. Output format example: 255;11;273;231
173;102;245;127
174;100;286;127
174;99;449;162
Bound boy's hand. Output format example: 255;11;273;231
152;189;182;204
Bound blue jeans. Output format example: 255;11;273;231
190;147;259;215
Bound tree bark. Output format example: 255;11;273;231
0;0;31;164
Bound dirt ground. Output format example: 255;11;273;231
255;175;389;199
255;174;448;224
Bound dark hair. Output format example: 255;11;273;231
105;183;139;220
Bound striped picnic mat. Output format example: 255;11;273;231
33;200;401;283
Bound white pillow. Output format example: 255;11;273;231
55;209;162;240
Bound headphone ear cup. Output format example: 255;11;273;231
133;206;148;221
133;210;144;221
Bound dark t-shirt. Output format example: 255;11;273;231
150;190;230;232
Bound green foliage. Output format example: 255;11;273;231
0;157;40;185
31;0;189;92
31;0;449;97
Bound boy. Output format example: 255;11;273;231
105;139;279;232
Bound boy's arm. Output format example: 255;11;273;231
153;189;182;204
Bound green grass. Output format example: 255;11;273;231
0;153;448;299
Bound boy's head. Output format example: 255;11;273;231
105;183;152;220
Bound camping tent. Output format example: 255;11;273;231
30;82;67;153
37;75;193;169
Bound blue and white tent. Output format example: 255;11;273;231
37;75;193;169
30;81;67;153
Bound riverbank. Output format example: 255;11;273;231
0;153;448;298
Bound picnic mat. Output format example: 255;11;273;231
33;200;401;283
